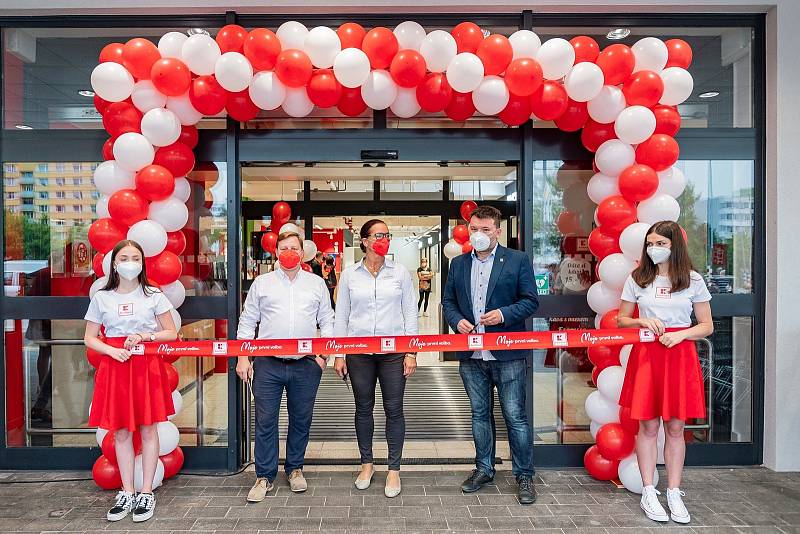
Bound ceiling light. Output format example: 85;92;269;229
698;91;720;99
14;124;33;130
187;28;210;36
606;28;631;40
78;90;95;97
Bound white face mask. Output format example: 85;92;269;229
469;231;492;252
115;261;142;281
646;246;671;265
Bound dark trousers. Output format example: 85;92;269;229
252;356;323;481
459;357;534;478
418;290;430;312
346;353;406;470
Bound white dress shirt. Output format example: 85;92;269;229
333;258;418;356
237;268;335;358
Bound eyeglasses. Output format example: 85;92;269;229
370;232;392;240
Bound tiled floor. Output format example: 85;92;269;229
1;466;798;533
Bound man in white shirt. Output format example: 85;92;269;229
236;231;334;502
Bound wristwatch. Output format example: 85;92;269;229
147;333;156;342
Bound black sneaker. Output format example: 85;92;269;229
461;468;494;493
107;490;134;521
132;491;155;522
516;475;536;505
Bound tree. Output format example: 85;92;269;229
677;181;709;273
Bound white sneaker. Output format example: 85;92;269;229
423;312;429;317
640;485;669;522
666;488;691;523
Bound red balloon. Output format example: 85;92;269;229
596;44;635;86
102;138;115;160
307;69;342;108
261;231;278;253
599;309;621;330
161;351;181;364
216;24;247;53
665;38;692;69
390;50;427;88
150;58;192;97
653;105;681;136
102;101;142;138
226;90;260;122
244;28;282;71
597;195;637;233
635;134;679;171
179;125;199;149
452;22;484;54
623;70;664;108
570;36;600;64
476;34;513;76
92;455;122;490
556;211;582;236
587;345;621;367
452;224;470;245
270;218;283;234
136;164;175;201
161;446;185;479
189;75;227;115
337;86;368;117
122;38;160;80
530;81;568;121
101;429;143;464
362;27;399;69
597;423;636;461
554;99;588;132
272;201;292;224
108;189;149;227
619;164;658;202
461;242;474;254
99;42;125;64
164;362;179;391
86;346;104;368
89;218;128;253
445;91;476;121
92;252;106;277
165;230;187;255
460;200;478;221
300;262;313;272
146;251;182;285
584;445;619;481
274;49;313;88
505;58;543;97
619;406;640;435
416;73;453;113
588;226;622;260
94;94;112;115
154;142;196;177
337;22;366;50
581;119;618;153
498;93;531;126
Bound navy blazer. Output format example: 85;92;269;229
442;245;539;361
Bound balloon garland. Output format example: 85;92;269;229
90;22;693;491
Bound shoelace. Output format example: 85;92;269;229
670;489;687;498
466;469;482;483
113;491;132;508
643;488;662;510
518;477;533;492
135;493;154;510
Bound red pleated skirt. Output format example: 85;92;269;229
89;337;175;432
618;330;706;422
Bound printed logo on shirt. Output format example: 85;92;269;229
551;332;568;347
130;344;144;355
297;339;313;354
655;287;671;299
118;303;134;316
381;337;396;352
468;335;483;349
639;329;656;342
212;341;227;355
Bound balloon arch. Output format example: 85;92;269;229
88;21;692;491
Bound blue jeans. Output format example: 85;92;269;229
252;356;323;481
459;357;534;478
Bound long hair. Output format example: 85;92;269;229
359;219;386;252
631;221;694;292
100;240;153;295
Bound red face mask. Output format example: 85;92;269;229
278;250;301;270
371;238;390;257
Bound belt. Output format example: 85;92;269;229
274;356;312;363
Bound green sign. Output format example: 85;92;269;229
535;273;549;295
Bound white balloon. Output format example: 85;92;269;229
102;253;112;277
659;67;694;106
619;223;651;262
614;105;657;145
156;421;180;456
361;70;398;110
564;62;604;102
632;37;668;73
90;276;108;298
536;38;575;80
394;21;426;51
637;193;681;224
134;455;165;492
590;420;602;439
158;32;188;59
303;26;341;68
390;87;421;118
599;253;635;290
472;76;509;116
619;345;633;368
113;132;155;172
168;390;183;420
618;454;659;494
214;52;253;92
587;85;627;124
127;220;168;257
302;239;318;262
595;139;635;177
166;93;203;125
443;239;463;259
91;62;134;102
140;108;182;147
93;161;135;196
131;80;168;113
584;390;621;425
587;172;620;204
249;71;287;110
277;21;308;50
656;166;687;198
149;197;189;232
282;87;315;117
420;30;458;73
95;427;108;447
170;308;182;332
509;30;541;59
587;281;621;315
279;222;302;235
97;195;110;219
172;177;191;202
594;314;603;329
181;34;221;76
597;365;625;403
333;48;371;89
446;53;484;93
162;280;186;308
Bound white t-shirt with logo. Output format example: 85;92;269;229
85;285;173;338
620;272;712;328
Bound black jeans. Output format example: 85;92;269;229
346;353;406;470
418;290;430;312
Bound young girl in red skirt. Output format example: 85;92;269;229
84;240;177;523
617;221;713;525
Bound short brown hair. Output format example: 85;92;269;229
470;205;501;228
277;231;303;248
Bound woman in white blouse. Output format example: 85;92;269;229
333;219;418;498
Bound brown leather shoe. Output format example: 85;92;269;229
247;477;273;502
288;469;308;493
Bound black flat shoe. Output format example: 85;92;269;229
517;475;536;505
